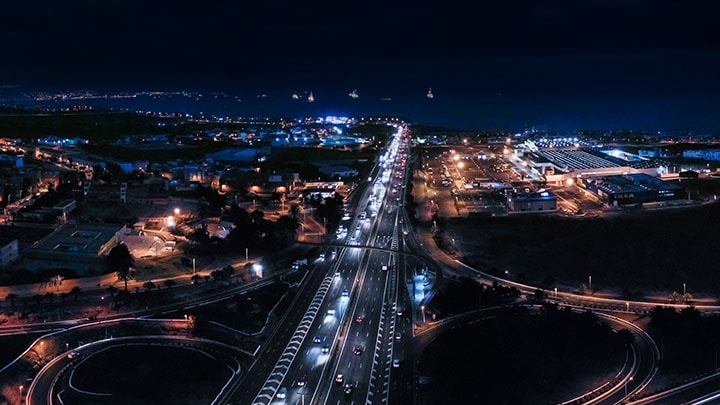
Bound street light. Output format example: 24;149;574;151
625;376;634;396
420;305;426;324
192;257;196;274
683;283;686;296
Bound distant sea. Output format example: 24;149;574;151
2;84;719;134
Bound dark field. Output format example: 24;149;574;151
0;333;40;370
453;202;720;300
69;345;229;404
418;310;627;405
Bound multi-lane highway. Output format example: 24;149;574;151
16;124;720;405
215;125;413;405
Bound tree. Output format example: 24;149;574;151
289;204;301;220
188;224;210;245
115;289;131;308
275;214;300;245
5;293;17;307
70;286;82;300
45;292;56;304
533;288;547;302
616;328;635;345
143;280;156;293
108;243;134;291
190;274;202;284
163;279;176;289
106;285;119;299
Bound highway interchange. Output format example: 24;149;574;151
7;125;720;404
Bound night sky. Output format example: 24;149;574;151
2;1;720;131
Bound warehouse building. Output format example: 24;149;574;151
579;173;684;206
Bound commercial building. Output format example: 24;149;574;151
0;238;19;270
507;191;557;212
22;224;126;274
579;173;684;206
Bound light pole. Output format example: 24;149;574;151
625;376;634;396
554;287;558;299
192;257;196;274
420;305;426;324
245;247;249;263
626;302;630;312
588;275;592;293
683;283;686;296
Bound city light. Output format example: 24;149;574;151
252;263;264;278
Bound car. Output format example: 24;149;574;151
277;387;287;399
393;359;400;368
297;375;306;387
381;265;388;271
319;253;325;260
335;271;341;277
353;346;363;355
322;344;330;354
314;335;322;344
355;224;361;230
395;333;402;341
342;289;349;297
355;316;364;323
327;307;336;315
396;309;403;316
67;351;81;359
335;374;344;384
344;383;354;396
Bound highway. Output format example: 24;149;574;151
13;125;720;405
213;125;412;405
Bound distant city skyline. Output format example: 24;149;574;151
1;1;719;132
2;82;719;134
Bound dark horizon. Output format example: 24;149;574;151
3;81;719;134
2;1;720;133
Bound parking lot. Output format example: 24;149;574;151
416;144;604;218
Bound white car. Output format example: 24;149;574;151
277;387;287;399
393;359;400;368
